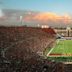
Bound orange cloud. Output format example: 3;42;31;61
23;12;72;24
33;12;59;22
61;14;71;24
24;16;31;22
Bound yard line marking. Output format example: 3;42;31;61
57;39;60;44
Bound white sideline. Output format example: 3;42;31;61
47;47;54;56
47;39;60;57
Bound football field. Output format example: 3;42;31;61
47;39;72;62
47;39;72;57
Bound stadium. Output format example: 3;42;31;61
0;0;72;72
0;22;72;72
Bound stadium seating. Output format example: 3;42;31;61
0;26;65;72
0;26;56;59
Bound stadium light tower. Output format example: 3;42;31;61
66;26;71;37
20;16;23;25
0;9;3;17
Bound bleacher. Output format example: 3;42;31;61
0;26;65;72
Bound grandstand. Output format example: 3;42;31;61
0;26;72;72
54;27;72;37
0;26;56;58
0;26;64;72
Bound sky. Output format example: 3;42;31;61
0;0;72;15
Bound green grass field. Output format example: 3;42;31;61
51;40;72;55
47;39;72;62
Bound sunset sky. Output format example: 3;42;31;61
0;0;72;15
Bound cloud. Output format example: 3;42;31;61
34;12;59;21
24;16;31;22
62;14;71;24
23;12;72;24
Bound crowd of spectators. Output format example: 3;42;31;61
0;57;65;72
0;26;65;72
0;26;56;59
